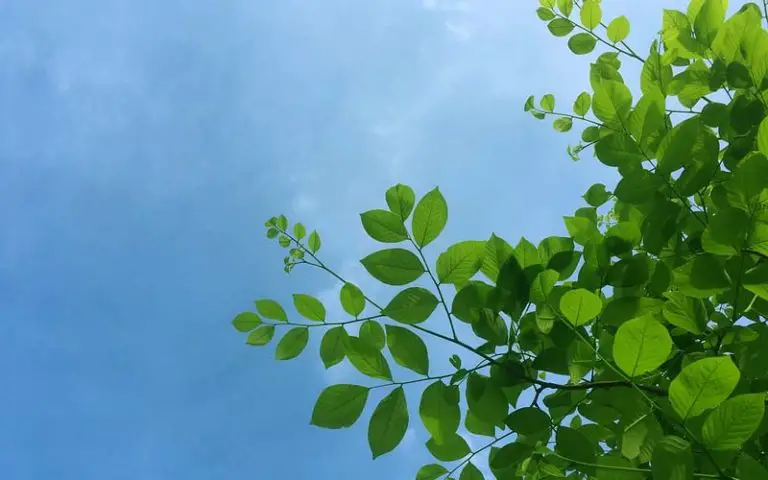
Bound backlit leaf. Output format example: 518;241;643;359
613;314;672;377
311;384;369;429
386;325;429;375
368;387;409;459
412;188;448;248
361;248;425;286
669;356;740;419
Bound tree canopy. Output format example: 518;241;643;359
233;1;768;478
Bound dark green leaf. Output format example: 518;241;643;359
311;384;369;429
368;387;409;459
505;407;551;435
568;33;597;55
548;18;575;37
346;336;393;381
416;464;448;480
360;320;385;350
320;326;348;368
584;183;611;207
459;462;484;480
426;433;470;462
466;373;508;424
386;325;429;375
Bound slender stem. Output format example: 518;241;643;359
410;238;458;340
369;362;489;390
533;108;605;128
559;3;644;63
447;431;515;478
262;314;384;329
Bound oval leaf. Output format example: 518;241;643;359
292;293;326;322
320;326;348;368
255;299;288;322
412;188;448;248
340;282;366;317
560;288;603;326
702;393;766;450
368;387;409;459
386;325;429;375
275;327;309;360
361;248;425;286
385;183;416;221
613;314;673;377
669;356;740;420
346;336;393;381
383;287;439;324
360;209;409;243
436;240;485;285
311;384;369;429
232;312;261;332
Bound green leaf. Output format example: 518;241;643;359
656;117;716;174
583;183;611;207
662;292;706;335
472;309;509;346
436;241;485;285
426;433;470;462
412;188;448;248
246;325;275;346
481;234;515;283
758;117;768;157
360;320;385;350
232;312;261;332
340;282;366;317
383;287;439;324
548;18;575;37
580;0;602;29
416;464;449;480
368;387;409;459
386;325;429;376
385;183;416;221
292;293;326;322
594;133;644;168
564;216;600;245
490;442;535;471
744;263;768;301
607;16;630;43
320;326;348;368
560;288;603;326
311;384;369;429
553;117;573;132
702;393;766;450
541;93;555;112
255;299;288;322
530;269;559;305
420;380;460;443
308;230;321;253
573;91;591;116
276;214;288;230
360;209;409;243
557;0;573;17
556;427;596;471
693;0;726;48
568;33;597;55
346;336;393;381
613;314;672;377
672;254;731;298
466;373;508;424
361;248;425;286
293;222;306;240
275;327;309;360
651;436;694;480
592;81;632;126
459;462;484;480
669;356;740;420
505;407;551;435
738;454;768;480
537;7;556;21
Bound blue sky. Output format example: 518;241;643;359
1;0;689;478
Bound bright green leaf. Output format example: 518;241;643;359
669;356;740;420
560;288;603;326
360;320;385;350
346;336;393;381
360;209;409;243
232;312;261;332
385;183;416;221
412;188;448;248
361;248;425;286
255;299;288;322
320;326;348;368
292;293;326;322
246;325;275;346
340;282;366;317
568;33;597;55
275;327;309;360
702;393;766;450
436;240;485;285
613;314;673;377
607;16;630;43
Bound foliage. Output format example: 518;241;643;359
235;1;768;478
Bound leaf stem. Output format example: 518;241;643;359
410;238;459;340
446;430;515;478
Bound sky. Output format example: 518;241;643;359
1;0;693;479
